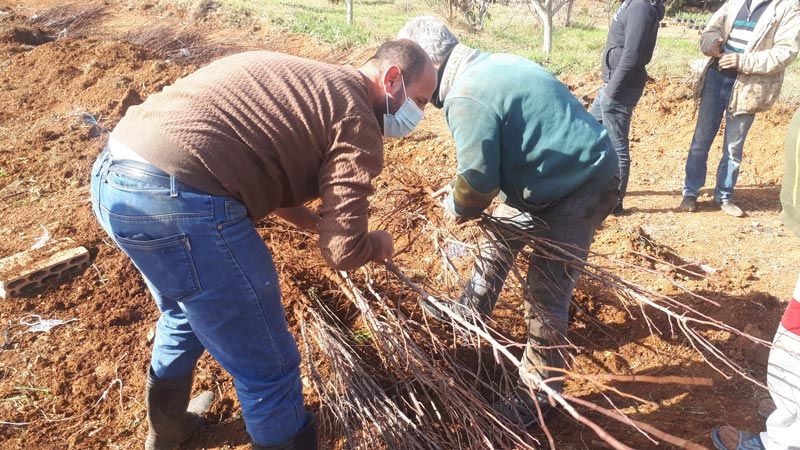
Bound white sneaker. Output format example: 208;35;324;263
719;200;745;218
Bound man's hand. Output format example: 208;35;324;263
369;230;394;262
442;205;468;225
435;183;472;225
718;53;739;70
431;183;453;199
704;37;725;58
273;206;320;232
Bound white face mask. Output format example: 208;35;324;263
383;75;423;138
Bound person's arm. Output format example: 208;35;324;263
737;5;800;75
700;2;731;57
605;3;658;99
442;97;501;219
316;115;392;271
273;206;320;232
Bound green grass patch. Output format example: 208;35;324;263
287;11;372;48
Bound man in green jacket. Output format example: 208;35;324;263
398;16;619;425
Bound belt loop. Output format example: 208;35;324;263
170;175;178;198
100;151;113;181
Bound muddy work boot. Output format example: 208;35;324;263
145;369;214;450
679;195;697;212
251;414;318;450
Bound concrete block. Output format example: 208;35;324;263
0;238;90;299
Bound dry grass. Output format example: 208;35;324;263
123;24;244;65
30;2;107;39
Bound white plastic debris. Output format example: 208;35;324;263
700;264;718;274
445;242;467;259
19;314;77;333
30;226;51;250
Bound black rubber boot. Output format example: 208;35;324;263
145;369;214;450
492;384;554;428
250;414;318;450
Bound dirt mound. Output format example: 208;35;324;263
0;22;191;259
0;12;203;447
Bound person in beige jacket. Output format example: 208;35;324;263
679;0;800;217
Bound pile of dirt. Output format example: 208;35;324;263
0;7;205;449
0;19;193;258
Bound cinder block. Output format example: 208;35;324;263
0;238;90;299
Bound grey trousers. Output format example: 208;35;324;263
461;178;618;392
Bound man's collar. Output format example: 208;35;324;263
435;44;481;108
431;48;453;109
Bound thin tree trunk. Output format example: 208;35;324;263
477;0;490;30
542;12;553;56
345;0;353;25
564;0;574;27
530;0;553;57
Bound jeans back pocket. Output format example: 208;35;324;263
113;233;201;302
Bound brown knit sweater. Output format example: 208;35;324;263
111;51;384;271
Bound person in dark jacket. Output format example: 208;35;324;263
591;0;665;215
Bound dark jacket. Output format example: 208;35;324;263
781;108;800;237
601;0;665;99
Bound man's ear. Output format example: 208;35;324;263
382;65;403;96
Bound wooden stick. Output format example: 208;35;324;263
587;374;713;387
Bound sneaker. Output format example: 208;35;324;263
679;196;697;212
711;425;765;450
719;200;745;218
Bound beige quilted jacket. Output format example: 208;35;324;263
694;0;800;115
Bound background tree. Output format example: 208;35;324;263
329;0;354;25
562;0;575;27
529;0;573;57
424;0;490;30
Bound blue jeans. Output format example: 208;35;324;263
90;151;307;446
683;67;755;202
460;177;618;391
590;83;644;207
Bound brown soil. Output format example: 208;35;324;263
0;1;797;449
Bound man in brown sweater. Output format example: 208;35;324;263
90;40;436;449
